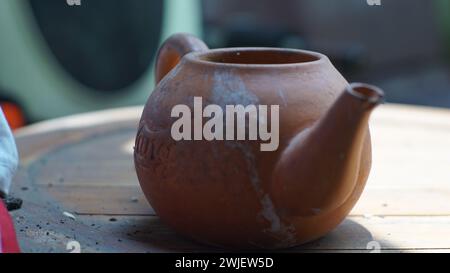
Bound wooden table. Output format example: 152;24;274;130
10;104;450;253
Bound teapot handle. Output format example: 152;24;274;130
155;33;209;84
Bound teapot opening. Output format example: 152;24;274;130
193;48;323;66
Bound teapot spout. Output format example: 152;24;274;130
271;83;384;216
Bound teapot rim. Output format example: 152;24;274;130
185;47;328;69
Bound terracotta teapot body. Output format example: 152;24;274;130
134;33;384;249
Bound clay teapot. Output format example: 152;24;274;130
134;33;384;249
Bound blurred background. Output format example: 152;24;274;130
1;0;449;129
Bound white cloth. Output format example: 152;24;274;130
0;108;18;196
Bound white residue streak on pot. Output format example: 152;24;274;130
227;141;295;246
212;70;295;246
277;89;288;107
211;71;259;108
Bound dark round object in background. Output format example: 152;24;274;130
29;0;163;91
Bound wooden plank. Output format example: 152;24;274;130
12;209;215;253
39;184;450;217
10;104;450;252
12;212;450;252
372;104;450;130
14;107;141;167
28;129;138;187
41;185;154;216
14;107;142;137
303;216;450;251
351;188;450;216
16;105;450;216
369;107;450;190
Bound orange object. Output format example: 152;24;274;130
134;33;384;249
0;102;26;130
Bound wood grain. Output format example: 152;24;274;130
10;104;450;253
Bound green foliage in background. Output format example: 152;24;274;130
435;0;450;59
